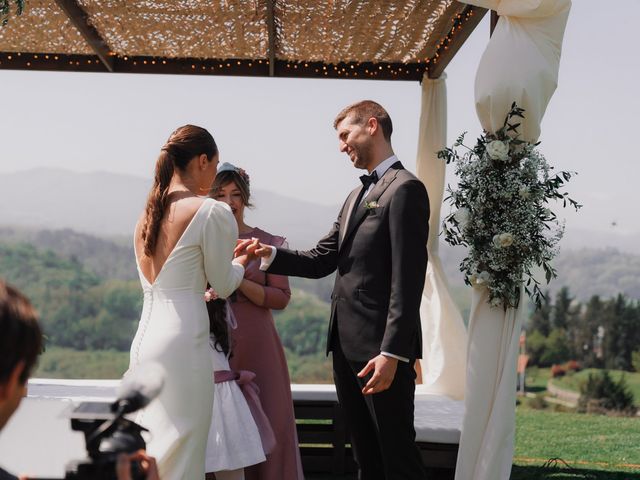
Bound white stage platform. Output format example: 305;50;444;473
0;379;463;477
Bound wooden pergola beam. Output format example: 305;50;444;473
427;5;487;79
266;0;276;77
54;0;114;72
0;52;429;81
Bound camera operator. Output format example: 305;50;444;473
0;280;160;480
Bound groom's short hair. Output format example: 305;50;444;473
0;281;42;385
333;100;393;142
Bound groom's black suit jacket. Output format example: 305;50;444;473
267;161;429;362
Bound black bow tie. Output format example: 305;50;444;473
359;171;379;189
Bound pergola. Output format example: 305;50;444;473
6;3;564;480
2;1;577;479
0;0;492;81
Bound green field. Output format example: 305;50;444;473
35;346;129;379
524;366;552;392
514;409;640;475
550;369;640;407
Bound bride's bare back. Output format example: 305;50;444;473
135;193;207;285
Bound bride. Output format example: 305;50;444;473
129;125;253;479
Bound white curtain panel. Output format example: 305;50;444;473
416;73;468;401
453;1;571;479
455;287;526;479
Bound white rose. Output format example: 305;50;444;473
486;140;510;161
467;273;478;285
499;233;514;247
493;233;514;248
454;207;470;226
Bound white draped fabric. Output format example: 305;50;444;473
416;73;468;400
473;0;571;142
454;1;571;479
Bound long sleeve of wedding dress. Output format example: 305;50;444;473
202;201;245;298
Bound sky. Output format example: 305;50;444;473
0;0;638;236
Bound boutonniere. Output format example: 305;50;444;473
364;201;380;210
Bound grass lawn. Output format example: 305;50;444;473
550;369;640;407
308;408;640;479
525;366;551;393
514;408;640;477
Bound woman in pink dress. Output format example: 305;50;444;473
210;163;304;480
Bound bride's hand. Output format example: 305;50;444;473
234;238;254;257
234;238;260;266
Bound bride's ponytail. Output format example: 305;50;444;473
141;125;218;257
141;149;174;256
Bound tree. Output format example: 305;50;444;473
602;295;640;371
528;290;552;336
552;287;575;331
569;295;602;367
632;350;640;373
274;289;329;357
578;370;636;416
525;329;547;366
539;329;571;367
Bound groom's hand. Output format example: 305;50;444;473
358;354;398;395
236;239;273;258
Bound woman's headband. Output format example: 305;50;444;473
217;162;250;186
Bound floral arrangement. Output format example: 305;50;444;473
438;104;580;309
204;287;218;302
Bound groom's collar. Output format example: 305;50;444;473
369;154;398;180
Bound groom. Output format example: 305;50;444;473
249;100;429;479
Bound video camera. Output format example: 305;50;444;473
37;363;164;480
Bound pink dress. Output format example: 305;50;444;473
229;227;304;480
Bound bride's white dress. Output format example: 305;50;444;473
129;198;244;480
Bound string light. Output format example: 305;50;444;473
0;6;478;81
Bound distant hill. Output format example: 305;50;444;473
3;167;639;253
2;226;639;304
0;169;150;237
440;244;640;301
0;226;137;280
2;168;639;302
0;168;337;248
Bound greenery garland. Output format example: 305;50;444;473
439;103;581;309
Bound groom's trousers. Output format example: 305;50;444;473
331;329;427;480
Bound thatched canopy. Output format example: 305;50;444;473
0;0;486;80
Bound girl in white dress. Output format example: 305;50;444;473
129;125;255;480
204;292;273;480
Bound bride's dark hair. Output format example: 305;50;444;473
206;298;231;356
141;125;218;257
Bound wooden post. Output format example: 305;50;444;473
266;0;276;77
